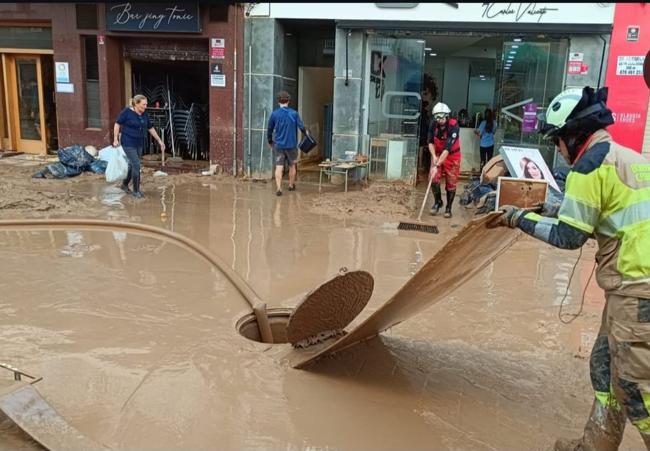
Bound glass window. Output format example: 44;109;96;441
366;37;424;182
497;39;568;169
76;4;98;30
83;36;101;128
0;27;52;50
16;59;41;140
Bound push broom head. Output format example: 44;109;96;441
397;222;439;234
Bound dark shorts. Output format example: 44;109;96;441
274;148;298;166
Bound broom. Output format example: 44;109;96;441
397;170;439;234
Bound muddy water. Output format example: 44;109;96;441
0;178;645;450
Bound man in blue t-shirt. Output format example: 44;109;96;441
267;91;306;196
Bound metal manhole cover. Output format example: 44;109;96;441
287;270;374;346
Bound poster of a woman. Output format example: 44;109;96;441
499;145;560;192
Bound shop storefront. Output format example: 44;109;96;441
0;12;57;154
0;2;244;173
248;3;615;183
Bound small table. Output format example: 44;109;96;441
318;161;369;193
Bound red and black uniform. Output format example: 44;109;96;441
428;118;462;190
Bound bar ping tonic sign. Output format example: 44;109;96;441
107;2;201;33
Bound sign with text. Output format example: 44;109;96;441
210;63;225;87
210;38;225;59
106;2;200;33
605;3;650;152
55;62;69;83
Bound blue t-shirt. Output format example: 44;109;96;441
267;106;306;150
477;120;497;147
116;107;151;149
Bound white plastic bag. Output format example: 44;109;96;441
103;145;129;183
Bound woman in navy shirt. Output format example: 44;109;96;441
112;94;165;198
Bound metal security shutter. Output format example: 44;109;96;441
644;96;650;157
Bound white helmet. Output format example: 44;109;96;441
432;102;451;119
537;86;610;139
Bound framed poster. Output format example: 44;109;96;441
499;145;560;192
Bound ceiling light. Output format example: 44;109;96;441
417;40;425;43
511;45;519;49
514;38;522;42
429;53;437;56
425;47;432;51
509;51;516;55
507;56;514;60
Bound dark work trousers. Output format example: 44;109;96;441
122;146;143;193
479;145;494;171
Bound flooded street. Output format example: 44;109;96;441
0;159;644;450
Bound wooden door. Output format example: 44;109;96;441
3;54;47;154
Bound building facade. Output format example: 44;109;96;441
245;2;619;183
0;2;245;173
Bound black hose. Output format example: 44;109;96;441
597;35;607;88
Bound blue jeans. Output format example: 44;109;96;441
122;146;142;192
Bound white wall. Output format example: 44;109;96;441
442;58;469;113
468;77;496;115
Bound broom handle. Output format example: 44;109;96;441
417;173;434;222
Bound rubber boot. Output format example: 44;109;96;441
430;184;443;216
444;189;455;218
553;398;626;451
132;176;144;199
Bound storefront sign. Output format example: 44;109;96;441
56;82;74;93
627;25;640;42
605;3;650;152
210;38;225;59
106;2;200;33
210;63;225;87
55;62;69;83
249;3;614;25
481;3;559;23
98;35;105;45
522;103;537;133
616;55;645;76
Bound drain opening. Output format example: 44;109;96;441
236;308;292;344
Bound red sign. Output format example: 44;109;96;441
98;35;105;45
605;3;650;153
210;38;225;60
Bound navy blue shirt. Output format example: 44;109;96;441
267;106;305;150
116;107;151;149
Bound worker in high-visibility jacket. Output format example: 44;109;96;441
491;86;650;451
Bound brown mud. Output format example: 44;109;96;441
0;157;644;450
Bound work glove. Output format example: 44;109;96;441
487;205;524;229
540;200;561;218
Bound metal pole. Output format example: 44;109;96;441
167;88;176;158
248;44;253;178
233;46;238;176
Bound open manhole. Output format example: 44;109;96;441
236;308;293;344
